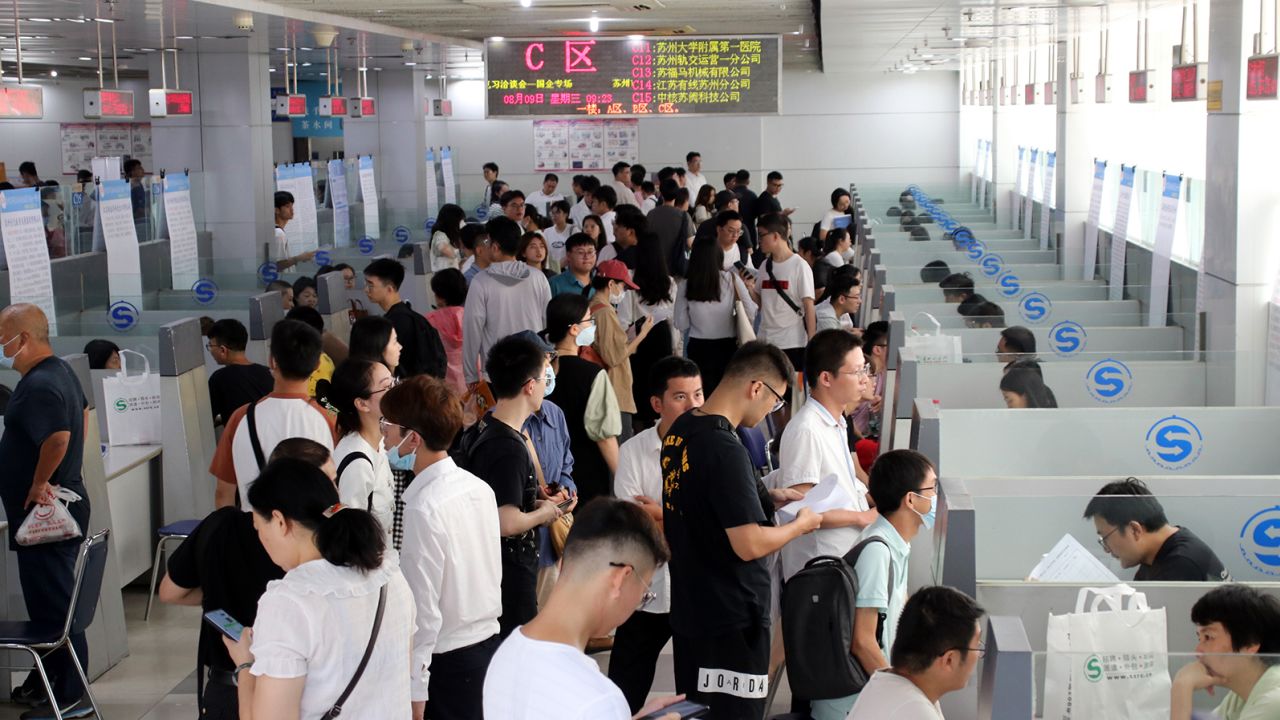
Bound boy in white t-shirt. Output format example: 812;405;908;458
751;212;815;371
526;173;566;217
482;500;687;720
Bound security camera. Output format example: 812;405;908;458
233;12;254;31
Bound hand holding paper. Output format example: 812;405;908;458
776;474;855;524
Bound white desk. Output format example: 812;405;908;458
102;444;162;586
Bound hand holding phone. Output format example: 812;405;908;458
204;609;245;643
638;699;710;719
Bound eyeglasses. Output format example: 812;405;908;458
947;641;986;659
609;562;657;610
757;380;787;413
577;317;596;327
368;378;397;396
570;249;597;258
1097;526;1121;553
205;342;223;352
838;364;873;379
378;417;408;434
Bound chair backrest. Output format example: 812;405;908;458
737;425;770;474
65;529;110;638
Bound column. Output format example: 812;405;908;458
344;68;431;241
1055;36;1090;279
990;11;1018;227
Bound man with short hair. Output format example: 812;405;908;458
810;449;938;719
611;161;639;207
0;304;95;719
463;335;567;636
266;279;294;310
647;179;694;269
1171;584;1280;720
723;172;738;192
1084;477;1229;582
526;173;565;217
461;223;490;285
599;204;646;266
996;325;1036;365
694;190;741;247
206;318;273;428
758;171;795;217
662;341;822;718
363;258;448;379
548;233;598;299
500;190;526;224
609;357;704;712
815;271;862;333
17;161;40;187
463;217;553;385
753;213;816;370
733;169;759;250
848;586;987;719
685;151;708;196
712;210;749;271
483;499;686;720
571;176;601;227
591;185;619;246
938;272;975;303
778;330;878;580
270;190;317;271
384;376;503;720
850;321;890;439
481;161;500;210
211;319;337;508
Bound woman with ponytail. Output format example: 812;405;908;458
224;458;415;720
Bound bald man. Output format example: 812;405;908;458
0;304;94;717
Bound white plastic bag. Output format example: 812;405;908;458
1043;584;1171;720
15;488;84;546
902;312;962;364
102;349;162;447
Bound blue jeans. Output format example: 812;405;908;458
810;693;857;720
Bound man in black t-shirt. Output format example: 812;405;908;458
758;171;796;219
464;335;567;637
1084;477;1231;582
206;319;273;427
662;342;820;718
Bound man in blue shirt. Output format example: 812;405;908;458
548;233;597;299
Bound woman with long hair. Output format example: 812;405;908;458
999;364;1059;408
348;316;403;377
674;235;757;394
581;214;606;252
692;184;716;225
329;358;396;544
518;231;557;279
223;458;414;720
628;231;678;427
429;203;466;272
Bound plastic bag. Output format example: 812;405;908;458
903;312;963;364
16;488;84;546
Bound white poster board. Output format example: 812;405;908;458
98;178;143;300
328;159;351;248
97;123;133;157
60;123;98;175
1012;146;1025;230
0;188;58;334
1039;151;1057;250
1023;149;1038;240
358;156;380;239
440;148;457;205
1082;160;1107;281
1108;165;1137;302
533;121;571;171
424;148;440;222
91;156;122;184
1146;174;1182;328
275;163;319;253
163;173;199;290
130;123;152;165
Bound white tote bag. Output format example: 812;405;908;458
1043;584;1171;720
902;312;962;364
102;349;163;447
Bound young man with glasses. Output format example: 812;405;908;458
549;233;599;298
810;449;938;720
815;270;863;333
483;499;688;720
661;341;822;719
848;586;987;719
752;212;816;374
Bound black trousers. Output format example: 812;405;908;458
200;679;239;719
673;624;771;720
498;560;539;638
427;634;501;720
16;539;86;705
607;610;672;714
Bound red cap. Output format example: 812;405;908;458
595;259;639;290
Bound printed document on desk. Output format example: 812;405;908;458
1029;534;1121;583
777;474;854;524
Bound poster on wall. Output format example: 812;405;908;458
358;156;380;239
440;148;457;205
1039;151;1057;250
97;123;133;157
0;188;58;334
60;124;98;175
535;119;639;171
98;178;143;300
131;123;152;165
533;121;570;170
1109;165;1137;302
328;159;351;248
164;173;200;290
1082;160;1107;281
1023;149;1039;240
275;163;319;253
1146;174;1182;328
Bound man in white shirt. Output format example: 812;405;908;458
778;330;878;580
591;185;619;247
525;173;565;217
383;376;503;720
750;212;815;370
685;151;708;197
715;210;753;271
849;586;986;720
570;176;601;228
482;499;687;720
270;190;316;271
608;357;704;713
610;161;639;207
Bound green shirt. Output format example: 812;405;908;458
1215;665;1280;720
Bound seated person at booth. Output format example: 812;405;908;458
996;326;1036;366
938;273;975;304
83;339;121;370
848;586;986;719
266;280;294;311
998;365;1057;408
962;300;1005;329
1171;584;1280;720
919;260;950;284
1083;477;1230;582
815;271;862;333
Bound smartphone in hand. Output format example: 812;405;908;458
639;700;710;719
203;609;246;643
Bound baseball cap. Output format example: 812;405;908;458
510;329;554;354
594;259;639;290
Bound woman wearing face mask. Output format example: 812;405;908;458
329;359;397;548
544;294;622;506
587;260;653;444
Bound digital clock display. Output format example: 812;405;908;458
101;89;135;117
0;86;43;118
166;90;193;115
1247;54;1279;99
1129;71;1148;103
1170;64;1199;101
484;36;780;117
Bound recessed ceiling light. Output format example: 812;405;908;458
268;67;277;72
301;62;312;67
628;34;643;40
93;17;114;23
27;17;51;22
589;16;600;32
490;37;505;42
300;47;313;51
404;61;417;66
176;35;194;40
49;70;57;77
66;17;85;23
374;67;383;71
520;0;532;6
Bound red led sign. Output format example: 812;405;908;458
1128;71;1148;103
1043;81;1055;105
101;89;135;117
361;98;376;116
165;90;194;115
287;95;307;115
1170;64;1199;101
0;86;43;118
1247;54;1279;100
1025;83;1036;105
330;97;348;115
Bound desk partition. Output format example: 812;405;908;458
247;291;285;366
159;317;217;524
886;282;1109;305
316;271;352;345
883;298;1142;328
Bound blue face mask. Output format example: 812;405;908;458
0;334;24;370
386;435;416;472
544;364;556;397
911;492;937;530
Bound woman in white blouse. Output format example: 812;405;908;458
225;458;415;720
674;235;757;395
429;204;466;272
329;359;397;546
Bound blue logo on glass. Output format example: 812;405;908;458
72;192;84;208
1086;358;1133;403
192;279;218;306
315;250;332;267
424;218;436;233
980;253;1004;278
997;272;1022;298
258;262;280;284
358;236;375;255
107;301;139;332
1049;321;1087;356
965;240;986;260
393;225;411;244
1020;292;1052;323
1239;506;1280;577
1144;415;1203;470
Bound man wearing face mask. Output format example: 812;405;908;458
810;449;938;720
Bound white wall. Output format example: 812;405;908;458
437;68;959;227
0;77;152;180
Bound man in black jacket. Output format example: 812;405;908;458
363;258;448;379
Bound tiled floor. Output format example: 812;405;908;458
0;589;795;719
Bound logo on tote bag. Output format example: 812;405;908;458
113;398;128;413
1084;656;1104;683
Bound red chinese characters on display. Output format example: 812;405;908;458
1247;55;1279;100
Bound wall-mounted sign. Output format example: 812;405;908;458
1247;54;1278;100
1128;70;1149;103
84;89;135;119
0;86;43;119
1170;63;1205;101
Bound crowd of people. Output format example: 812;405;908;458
0;152;1276;720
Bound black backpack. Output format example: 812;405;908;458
781;536;894;700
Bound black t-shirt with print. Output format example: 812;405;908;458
1135;526;1231;582
469;417;540;572
662;411;774;638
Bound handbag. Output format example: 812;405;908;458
902;312;963;364
102;349;163;446
730;273;756;345
321;584;388;720
15;488;84;546
523;432;574;557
